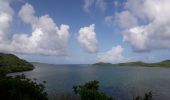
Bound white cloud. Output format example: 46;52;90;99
115;11;138;29
78;24;98;53
0;2;70;56
98;45;127;63
104;16;114;26
83;0;95;13
83;0;106;13
104;16;113;22
123;26;148;51
18;3;37;25
0;0;13;43
113;0;170;52
104;11;138;28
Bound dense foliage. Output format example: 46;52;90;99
0;53;34;75
0;74;48;100
73;80;153;100
73;80;114;100
93;62;113;66
134;92;152;100
0;53;47;100
94;60;170;67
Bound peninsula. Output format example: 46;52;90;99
0;53;34;75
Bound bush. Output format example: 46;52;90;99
0;74;48;100
73;80;114;100
134;91;152;100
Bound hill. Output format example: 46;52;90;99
93;60;170;67
93;62;113;66
0;53;34;74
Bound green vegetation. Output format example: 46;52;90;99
0;53;48;100
133;91;152;100
73;80;152;100
94;60;170;67
73;80;114;100
0;74;48;100
0;53;34;75
93;62;113;66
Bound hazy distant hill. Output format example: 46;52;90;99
0;53;34;74
93;60;170;67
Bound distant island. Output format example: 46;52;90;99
0;53;34;75
93;60;170;67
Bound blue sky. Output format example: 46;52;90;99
0;0;170;64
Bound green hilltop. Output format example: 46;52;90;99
0;53;34;75
93;60;170;67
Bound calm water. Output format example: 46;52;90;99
10;63;170;100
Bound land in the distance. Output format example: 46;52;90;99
0;53;34;75
93;60;170;67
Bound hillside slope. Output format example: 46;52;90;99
0;53;34;74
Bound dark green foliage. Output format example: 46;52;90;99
94;60;170;67
134;92;152;100
93;62;113;66
0;53;34;75
149;60;170;67
0;74;48;100
73;80;113;100
0;53;47;100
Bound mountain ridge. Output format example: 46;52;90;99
93;60;170;67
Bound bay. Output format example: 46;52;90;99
9;63;170;100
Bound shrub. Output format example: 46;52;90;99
0;74;48;100
73;80;114;100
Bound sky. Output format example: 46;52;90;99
0;0;170;64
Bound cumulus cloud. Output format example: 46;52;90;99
83;0;95;13
110;0;170;52
115;11;138;29
83;0;106;13
0;2;70;56
0;0;13;43
98;45;127;63
78;24;98;53
18;3;37;25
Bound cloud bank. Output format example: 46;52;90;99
106;0;170;52
78;24;98;53
0;2;70;56
98;45;127;63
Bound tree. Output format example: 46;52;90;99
0;74;48;100
73;80;114;100
134;91;152;100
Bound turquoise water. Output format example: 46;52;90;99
10;63;170;100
